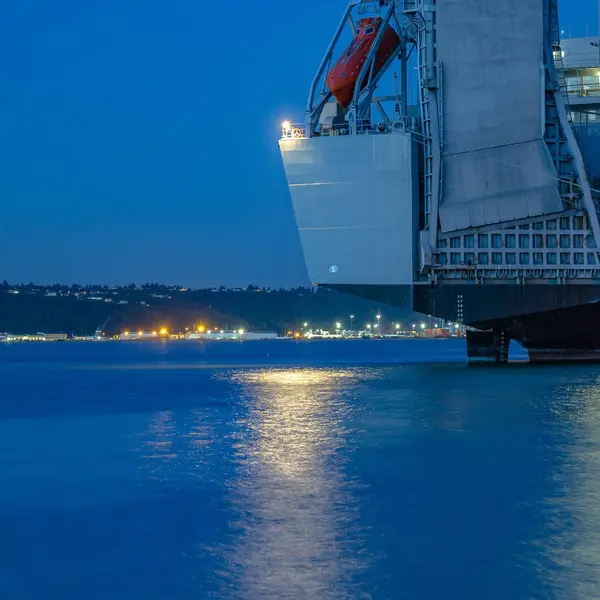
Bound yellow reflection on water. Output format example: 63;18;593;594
252;369;351;386
145;410;177;461
538;377;600;599
243;369;354;479
223;367;369;599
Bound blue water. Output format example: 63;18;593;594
1;339;600;599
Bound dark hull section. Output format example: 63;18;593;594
326;282;600;363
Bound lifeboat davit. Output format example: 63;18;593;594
326;18;400;109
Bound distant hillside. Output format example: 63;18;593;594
0;282;429;335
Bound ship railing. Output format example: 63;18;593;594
325;117;420;137
347;118;419;135
564;82;600;98
573;122;600;138
280;124;307;140
281;117;420;140
325;119;378;136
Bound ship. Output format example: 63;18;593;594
278;0;600;363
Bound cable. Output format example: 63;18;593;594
400;127;600;227
404;126;600;196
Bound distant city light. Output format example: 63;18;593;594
138;330;143;336
159;328;168;335
197;325;205;333
395;324;400;329
238;329;245;335
420;323;425;329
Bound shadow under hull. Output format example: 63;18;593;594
325;282;600;363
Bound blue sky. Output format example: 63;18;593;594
0;0;595;287
562;0;598;38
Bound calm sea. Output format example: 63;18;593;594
1;339;600;599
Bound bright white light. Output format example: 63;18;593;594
282;120;291;130
420;323;425;329
395;324;400;329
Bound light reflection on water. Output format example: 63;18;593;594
13;345;600;599
136;407;219;488
538;379;600;600
123;364;600;599
216;368;374;600
144;411;178;462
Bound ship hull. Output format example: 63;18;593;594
325;282;600;362
280;132;600;364
280;132;420;288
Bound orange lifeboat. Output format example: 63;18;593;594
326;18;400;109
